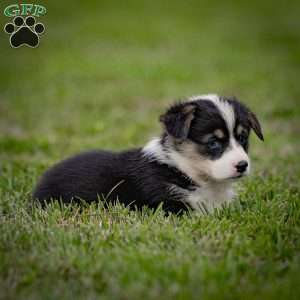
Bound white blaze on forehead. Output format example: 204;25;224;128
189;94;219;103
188;94;236;134
215;100;235;133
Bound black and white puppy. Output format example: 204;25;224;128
33;94;263;214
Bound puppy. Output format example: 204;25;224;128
33;94;263;214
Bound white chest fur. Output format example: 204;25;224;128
187;183;235;213
169;182;235;213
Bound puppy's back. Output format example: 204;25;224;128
33;150;122;205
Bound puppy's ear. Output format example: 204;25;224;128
248;110;264;141
159;102;196;139
229;96;264;141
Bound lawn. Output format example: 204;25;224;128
0;0;300;299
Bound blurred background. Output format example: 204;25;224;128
1;1;300;299
0;0;299;176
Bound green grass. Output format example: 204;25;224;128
1;0;300;299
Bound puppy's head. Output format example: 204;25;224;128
160;95;263;182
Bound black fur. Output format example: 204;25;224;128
188;100;230;159
33;149;195;214
159;102;196;139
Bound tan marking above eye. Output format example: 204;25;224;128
236;125;246;135
201;133;214;143
214;129;225;139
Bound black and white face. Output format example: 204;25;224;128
159;95;264;182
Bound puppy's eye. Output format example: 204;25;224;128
237;133;248;145
207;138;222;152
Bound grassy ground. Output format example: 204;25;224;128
1;0;300;299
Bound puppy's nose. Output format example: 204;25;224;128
236;160;248;173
